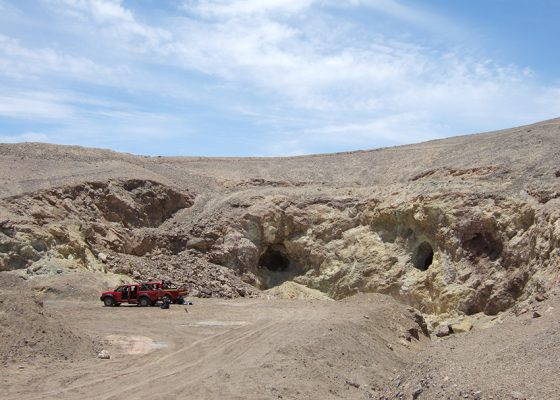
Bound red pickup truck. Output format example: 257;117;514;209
100;283;161;307
100;281;188;307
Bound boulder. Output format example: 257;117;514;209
434;325;451;337
450;318;473;334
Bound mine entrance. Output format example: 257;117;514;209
258;244;297;288
413;242;434;271
259;245;290;272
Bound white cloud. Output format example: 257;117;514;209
44;0;170;50
351;0;454;31
0;92;73;120
164;9;535;119
301;113;437;144
252;112;444;156
0;34;116;82
0;87;183;144
184;0;317;17
257;137;308;156
184;0;441;23
184;0;458;37
41;0;470;115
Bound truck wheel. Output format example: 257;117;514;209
139;296;150;307
103;297;115;307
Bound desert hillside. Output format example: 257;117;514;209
2;118;560;311
1;119;560;399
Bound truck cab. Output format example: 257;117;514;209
100;283;162;307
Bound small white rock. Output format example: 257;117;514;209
97;350;110;359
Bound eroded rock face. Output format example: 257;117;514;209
203;192;558;317
0;179;193;272
6;179;191;228
0;178;260;299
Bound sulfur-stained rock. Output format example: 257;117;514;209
450;318;473;334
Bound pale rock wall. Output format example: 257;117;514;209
209;193;559;318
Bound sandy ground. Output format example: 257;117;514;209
1;295;426;400
382;292;560;399
1;285;560;399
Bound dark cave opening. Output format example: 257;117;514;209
259;245;290;272
414;242;434;271
257;244;299;289
463;232;502;261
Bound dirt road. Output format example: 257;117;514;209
2;295;424;400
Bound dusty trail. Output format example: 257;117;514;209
14;305;286;399
3;296;418;400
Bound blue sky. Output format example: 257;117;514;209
0;0;559;156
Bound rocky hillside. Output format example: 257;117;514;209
1;118;560;320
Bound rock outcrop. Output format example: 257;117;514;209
0;179;193;271
195;191;558;317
